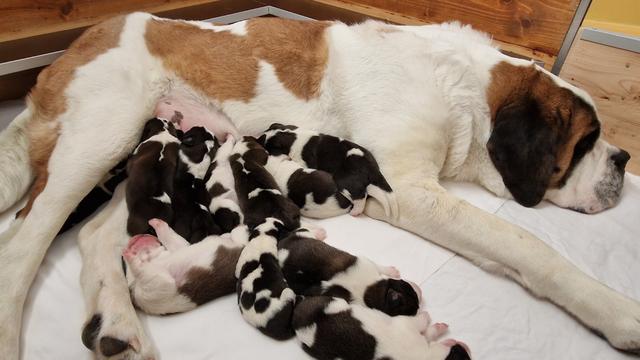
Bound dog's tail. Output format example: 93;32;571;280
0;106;34;213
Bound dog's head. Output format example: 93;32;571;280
180;126;218;163
487;62;629;213
363;278;421;316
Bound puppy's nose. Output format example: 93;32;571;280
611;149;630;171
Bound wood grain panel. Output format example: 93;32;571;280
560;34;640;174
268;0;555;67
0;0;235;42
310;0;578;56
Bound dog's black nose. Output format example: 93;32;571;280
611;149;630;171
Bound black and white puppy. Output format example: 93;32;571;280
122;218;246;315
171;126;221;243
259;123;397;217
201;136;244;234
278;234;421;316
264;154;351;219
292;296;471;360
125;118;180;235
231;136;302;340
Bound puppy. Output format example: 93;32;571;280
171;126;221;243
259;123;397;217
125;118;180;235
278;234;421;316
155;87;240;140
264;154;351;219
230;136;300;232
201;136;244;234
122;218;247;315
231;136;303;340
292;296;471;360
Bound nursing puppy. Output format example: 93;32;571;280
260;123;397;217
278;234;421;316
292;296;470;360
264;154;351;219
123;218;246;315
201;136;244;234
171;126;221;243
125;118;180;235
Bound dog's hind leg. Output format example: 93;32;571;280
79;182;155;359
0;107;151;358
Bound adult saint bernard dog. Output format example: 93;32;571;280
0;13;637;359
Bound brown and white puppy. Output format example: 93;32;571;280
292;296;470;360
260;123;397;217
125;118;180;235
278;233;421;317
123;218;246;315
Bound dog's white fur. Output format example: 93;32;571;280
0;13;637;359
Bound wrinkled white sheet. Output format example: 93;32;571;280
0;101;638;359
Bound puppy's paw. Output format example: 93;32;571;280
349;199;366;216
380;265;401;279
425;322;449;341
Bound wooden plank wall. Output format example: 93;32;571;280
307;0;580;61
1;0;219;41
560;33;640;175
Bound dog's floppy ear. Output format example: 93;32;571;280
487;99;558;207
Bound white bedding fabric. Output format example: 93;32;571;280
1;101;638;359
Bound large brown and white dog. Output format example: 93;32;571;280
0;13;637;359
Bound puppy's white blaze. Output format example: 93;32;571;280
366;184;395;218
278;248;290;267
179;152;210;179
198;203;208;211
302;168;315;174
296;324;317;347
247;188;262;199
346;148;365;157
232;140;251;155
321;258;382;305
204;139;216;150
324;298;351;315
153;192;171;204
254;217;284;235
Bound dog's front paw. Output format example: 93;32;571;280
582;288;640;354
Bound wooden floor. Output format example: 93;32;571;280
560;32;640;175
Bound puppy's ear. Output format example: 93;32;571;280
487;99;558;207
268;123;285;130
256;134;267;146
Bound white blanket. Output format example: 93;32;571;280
1;101;638;359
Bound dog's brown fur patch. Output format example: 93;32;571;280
178;245;242;305
145;18;329;102
487;61;598;188
18;16;126;217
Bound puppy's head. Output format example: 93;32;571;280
180;126;218;163
258;124;298;156
487;61;629;213
140;118;179;142
363;279;420;316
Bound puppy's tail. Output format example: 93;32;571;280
0;106;34;212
